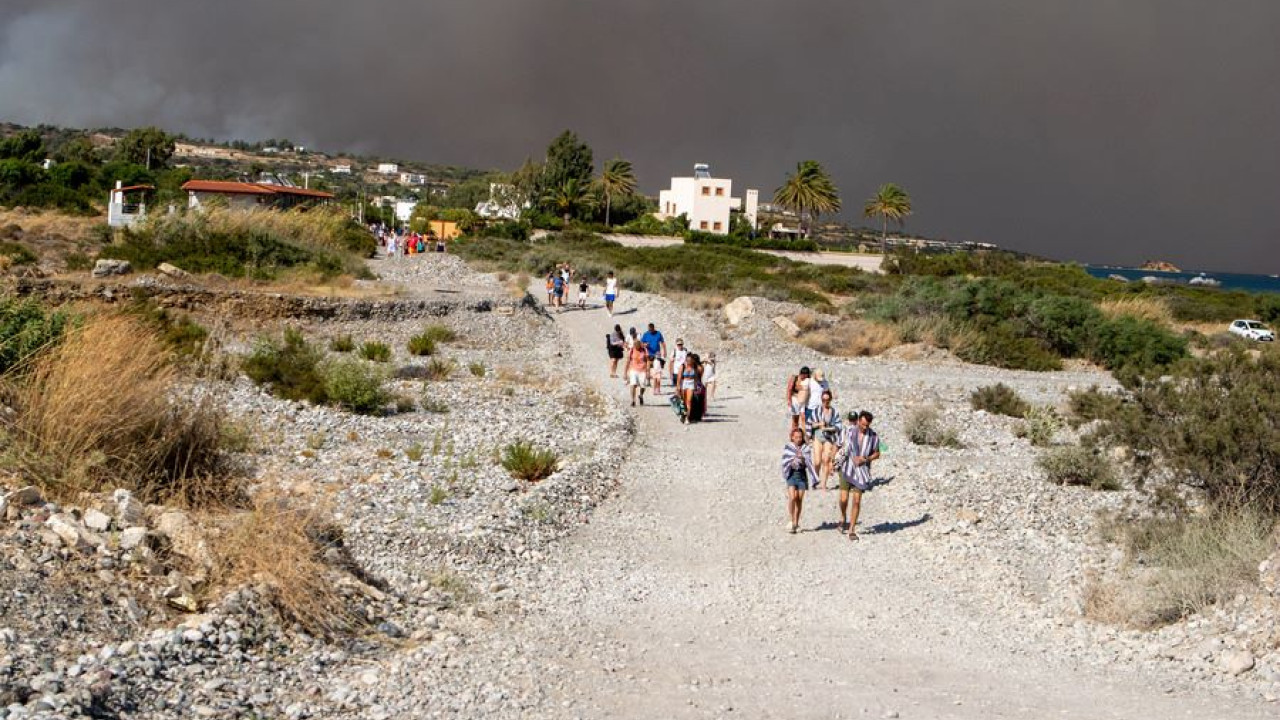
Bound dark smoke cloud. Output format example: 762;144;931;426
2;1;1278;272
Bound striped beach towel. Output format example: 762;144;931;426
838;426;880;491
780;442;819;488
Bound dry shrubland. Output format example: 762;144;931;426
1098;296;1174;326
216;492;361;636
3;313;236;506
799;320;899;357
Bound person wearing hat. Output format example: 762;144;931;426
835;410;881;541
804;368;831;429
784;366;811;431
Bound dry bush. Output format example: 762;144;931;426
216;492;360;636
4;314;236;506
0;209;100;244
799;320;899;357
906;405;963;448
791;310;822;332
1037;444;1119;489
1099;297;1174;326
1086;510;1275;628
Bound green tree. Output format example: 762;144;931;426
597;158;637;227
0;130;46;163
772;160;841;238
509;157;543;211
541;131;594;212
52;136;100;166
542;178;597;225
863;183;913;255
114;127;175;170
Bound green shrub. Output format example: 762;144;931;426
407;334;437;356
468;361;486;377
0;242;37;265
1067;386;1125;426
970;383;1029;418
1090;315;1187;381
1018;405;1062;447
1037;445;1119;490
321;359;389;415
905;406;962;448
242;328;328;404
359;341;391;362
953;325;1062;371
329;335;354;352
0;297;70;374
501;441;560;482
424;357;454;381
1091;348;1280;512
126;298;208;358
1026;295;1103;357
429;486;449;505
406;443;424;462
63;251;93;272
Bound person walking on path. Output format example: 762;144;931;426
546;272;556;305
781;427;819;534
625;337;650;406
677;350;700;424
669;339;689;389
805;369;831;429
552;271;567;312
648;355;664;396
640;323;667;381
785;366;812;432
701;352;718;402
577;278;589;310
836;410;882;541
604;271;619;316
607;324;626;378
810;390;841;490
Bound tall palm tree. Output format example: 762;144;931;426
598;158;637;228
542;178;597;226
863;183;913;255
772;161;841;238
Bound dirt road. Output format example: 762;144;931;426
510;289;1274;719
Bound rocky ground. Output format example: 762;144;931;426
0;250;1277;719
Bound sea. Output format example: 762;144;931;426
1084;266;1280;294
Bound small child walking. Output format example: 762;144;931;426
577;280;589;310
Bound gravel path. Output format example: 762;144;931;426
490;285;1277;719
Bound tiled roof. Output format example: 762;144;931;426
180;181;334;199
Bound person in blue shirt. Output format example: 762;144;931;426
640;323;667;383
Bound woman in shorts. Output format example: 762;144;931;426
604;271;619;316
701;352;718;401
809;390;841;490
781;427;819;534
678;353;700;424
607;324;626;378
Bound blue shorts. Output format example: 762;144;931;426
605;293;616;303
785;471;809;490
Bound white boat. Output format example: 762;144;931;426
1189;273;1220;287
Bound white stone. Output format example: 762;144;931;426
82;509;111;532
1220;650;1256;676
119;527;148;550
771;315;801;338
112;489;146;527
723;296;755;326
45;514;89;549
157;262;189;278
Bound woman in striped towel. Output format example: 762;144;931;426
781;427;819;534
836;410;881;541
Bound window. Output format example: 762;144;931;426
701;186;711;196
713;222;722;231
700;221;709;230
715;187;724;197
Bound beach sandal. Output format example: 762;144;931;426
789;524;798;534
848;531;859;542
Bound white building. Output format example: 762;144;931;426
399;172;426;185
376;163;399;175
106;181;153;228
657;164;756;235
394;200;417;223
331;164;352;174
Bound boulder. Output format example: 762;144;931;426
157;262;189;278
1219;649;1255;676
83;508;112;532
112;489;146;527
119;527;149;550
724;297;754;326
1260;551;1280;596
92;259;132;278
4;486;43;508
771;315;802;338
46;513;102;550
154;511;213;577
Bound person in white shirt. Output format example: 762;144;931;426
604;271;619;316
669;338;689;389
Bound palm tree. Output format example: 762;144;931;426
542;178;597;226
598;158;637;228
772;161;841;238
863;183;913;255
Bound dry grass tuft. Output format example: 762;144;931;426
4;314;236;506
799;320;899;357
0;208;100;244
1085;510;1276;628
1099;297;1174;326
791;310;822;332
217;492;360;636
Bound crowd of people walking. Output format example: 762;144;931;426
372;223;447;257
780;365;882;540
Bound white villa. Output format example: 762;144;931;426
474;183;526;220
376;163;399;175
657;164;758;234
106;181;154;228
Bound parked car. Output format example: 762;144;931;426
1228;319;1275;342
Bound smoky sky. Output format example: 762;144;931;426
2;1;1279;273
